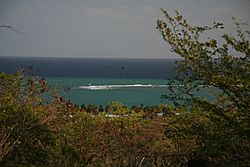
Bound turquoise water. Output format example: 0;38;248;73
1;57;216;106
46;77;215;106
46;77;169;106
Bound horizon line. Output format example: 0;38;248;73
0;56;180;59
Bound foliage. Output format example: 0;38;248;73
0;71;171;167
157;10;250;111
1;9;249;167
0;71;55;166
157;9;250;166
52;101;168;167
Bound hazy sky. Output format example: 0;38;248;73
0;0;249;58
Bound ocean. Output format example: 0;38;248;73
0;57;176;79
0;57;212;106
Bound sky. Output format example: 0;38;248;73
0;0;249;58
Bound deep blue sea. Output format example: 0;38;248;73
0;57;213;106
0;57;176;79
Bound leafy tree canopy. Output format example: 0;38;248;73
157;10;249;112
156;9;250;166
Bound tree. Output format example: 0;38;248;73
156;9;250;166
157;10;249;111
0;71;55;166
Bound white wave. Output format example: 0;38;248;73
78;84;168;90
79;85;113;90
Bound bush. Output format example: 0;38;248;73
0;71;55;166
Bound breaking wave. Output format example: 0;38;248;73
78;84;168;90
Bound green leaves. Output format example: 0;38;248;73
157;9;250;111
157;9;250;166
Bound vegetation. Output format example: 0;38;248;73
157;9;249;166
0;9;249;167
0;70;174;167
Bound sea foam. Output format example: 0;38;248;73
78;84;168;90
